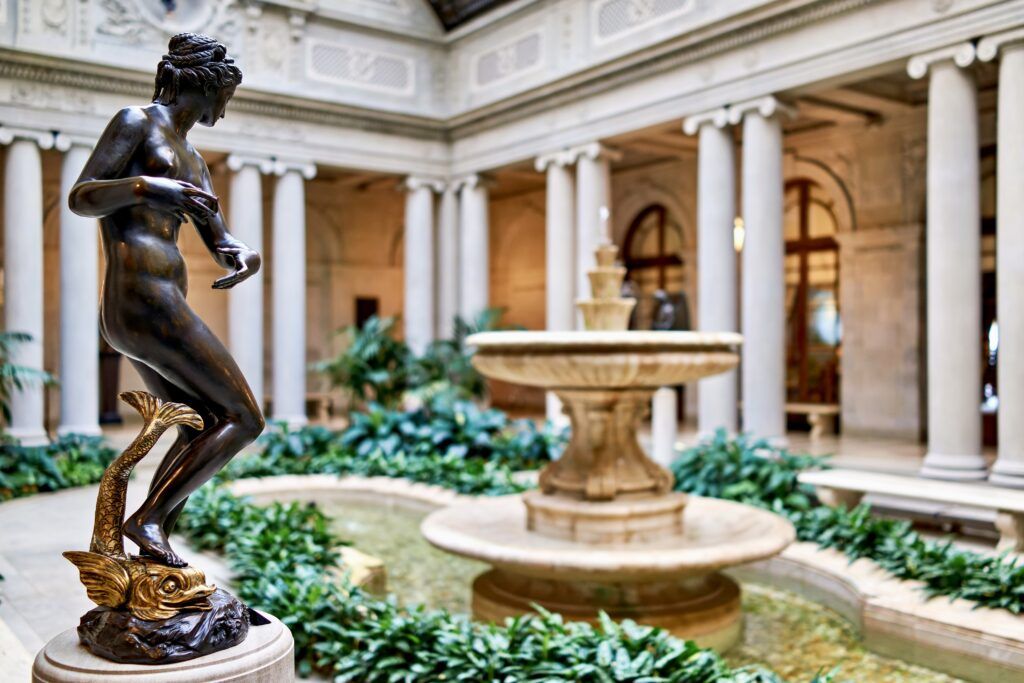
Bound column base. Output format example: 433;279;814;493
989;459;1024;488
33;611;294;682
271;413;308;430
919;452;988;481
8;427;49;446
56;424;103;438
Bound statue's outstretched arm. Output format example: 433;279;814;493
190;157;261;290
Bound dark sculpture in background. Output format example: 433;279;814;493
63;32;266;663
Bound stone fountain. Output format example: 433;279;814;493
421;243;794;651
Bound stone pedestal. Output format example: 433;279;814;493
32;612;294;682
422;494;792;654
473;569;741;652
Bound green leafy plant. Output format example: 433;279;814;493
313;316;416;409
672;429;1024;613
0;331;55;425
0;434;116;501
414;307;519;401
177;485;835;682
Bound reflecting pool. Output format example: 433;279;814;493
322;500;961;683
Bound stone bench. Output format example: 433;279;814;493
787;402;839;440
798;468;1024;553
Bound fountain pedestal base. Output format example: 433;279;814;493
472;569;742;651
524;490;687;543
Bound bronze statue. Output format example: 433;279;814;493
64;33;265;663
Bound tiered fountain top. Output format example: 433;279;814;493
469;242;742;390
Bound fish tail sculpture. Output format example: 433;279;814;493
64;391;217;621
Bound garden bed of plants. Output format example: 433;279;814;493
177;485;835;683
0;434;116;501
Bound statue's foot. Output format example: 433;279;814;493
123;517;187;567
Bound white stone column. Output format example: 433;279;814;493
572;143;619;324
457;174;490;320
436;184;460;340
2;129;53;444
57;139;101;436
728;97;793;443
684;108;738;437
537;150;576;423
651;387;678;466
909;44;987;480
403;176;441;355
981;31;1024;486
226;155;272;411
271;159;316;428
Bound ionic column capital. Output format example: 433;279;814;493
726;96;796;125
402;175;446;193
568;141;622;163
907;41;976;79
534;149;576;172
53;133;95;152
978;28;1024;62
453;173;494;192
0;127;59;149
227;154;275;174
272;158;316;179
682;107;730;135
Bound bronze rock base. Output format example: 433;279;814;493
77;588;251;664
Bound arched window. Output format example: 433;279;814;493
784;179;840;404
622;204;688;329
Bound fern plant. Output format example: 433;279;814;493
0;331;55;425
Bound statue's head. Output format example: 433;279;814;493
152;33;242;127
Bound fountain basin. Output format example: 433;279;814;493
469;331;741;389
422;495;794;650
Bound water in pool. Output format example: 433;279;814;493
322;499;962;683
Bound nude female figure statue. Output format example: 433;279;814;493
69;33;264;568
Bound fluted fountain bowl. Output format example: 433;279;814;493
468;330;742;389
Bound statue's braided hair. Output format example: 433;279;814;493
152;33;242;105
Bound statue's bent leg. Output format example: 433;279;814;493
121;307;264;567
128;359;215;537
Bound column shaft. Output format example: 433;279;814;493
458;178;489;320
228;163;265;408
271;169;308;427
920;61;985;479
4;139;47;443
544;159;575;423
741;113;786;442
651;387;678;466
404;181;436;355
58;144;101;436
992;45;1024;485
436;187;459;339
696;122;738;436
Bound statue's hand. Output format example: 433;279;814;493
136;177;219;223
212;239;261;289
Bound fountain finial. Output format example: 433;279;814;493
576;242;636;331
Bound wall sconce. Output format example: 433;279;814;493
733;217;745;253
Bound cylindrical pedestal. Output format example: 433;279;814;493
472;569;742;652
32;613;294;682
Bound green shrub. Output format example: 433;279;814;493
313;316;416;408
414;307;519;401
0;434;116;501
672;430;1024;613
0;331;55;424
178;486;834;682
